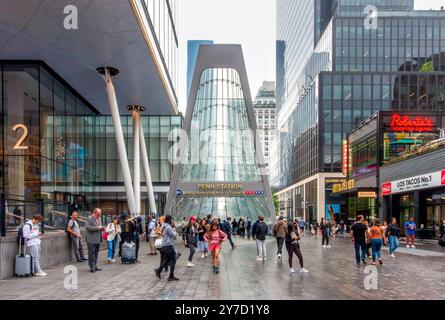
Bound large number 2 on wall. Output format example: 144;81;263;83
12;124;29;150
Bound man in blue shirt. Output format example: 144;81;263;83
404;217;416;249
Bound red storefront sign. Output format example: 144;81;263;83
389;114;435;132
381;182;392;196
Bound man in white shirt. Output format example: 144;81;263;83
23;214;46;276
147;216;158;255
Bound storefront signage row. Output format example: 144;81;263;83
382;170;445;196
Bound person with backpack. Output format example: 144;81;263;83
133;216;144;263
21;213;46;276
147;216;158;255
155;215;179;281
183;216;198;267
285;223;308;273
105;216;121;263
67;211;87;262
386;217;400;258
273;216;287;260
204;220;227;274
254;215;268;261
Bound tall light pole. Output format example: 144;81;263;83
97;67;136;215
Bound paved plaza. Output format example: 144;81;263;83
1;234;445;300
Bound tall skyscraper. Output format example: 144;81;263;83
275;0;445;222
254;81;277;170
187;40;214;98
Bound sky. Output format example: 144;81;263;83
177;0;444;113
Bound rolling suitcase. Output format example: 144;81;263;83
121;241;136;264
15;238;33;277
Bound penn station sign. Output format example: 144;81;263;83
175;182;267;197
382;170;445;196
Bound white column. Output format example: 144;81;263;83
98;67;136;215
139;123;157;215
132;110;141;216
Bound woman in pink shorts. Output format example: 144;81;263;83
204;220;227;274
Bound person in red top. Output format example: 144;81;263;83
204;220;227;274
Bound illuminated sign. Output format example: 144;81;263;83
382;170;445;196
333;180;355;193
197;184;242;190
342;139;351;176
389;114;435;132
358;191;376;198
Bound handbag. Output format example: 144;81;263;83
102;223;111;241
155;237;163;249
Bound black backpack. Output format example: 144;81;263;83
17;222;33;242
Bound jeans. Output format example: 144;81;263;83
276;237;285;255
28;244;42;273
198;240;208;252
354;241;367;263
188;243;196;262
107;237;117;260
256;239;267;258
70;235;85;261
322;232;329;246
370;238;383;261
388;235;399;254
247;229;252;239
87;242;100;270
157;245;176;278
286;242;304;268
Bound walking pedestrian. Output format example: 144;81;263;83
386;217;400;257
439;219;445;248
246;217;252;239
285;223;308;273
198;218;210;258
404;216;417;248
254;215;268;261
272;216;287;260
184;216;198;267
133;216;144;262
105;216;121;263
66;211;87;262
147;216;158;255
232;218;238;237
299;219;305;236
320;218;331;248
204;220;228;274
350;215;367;266
23;214;46;276
369;220;385;265
86;208;105;273
156;216;168;274
155;215;179;281
222;218;236;249
364;220;371;259
239;218;246;238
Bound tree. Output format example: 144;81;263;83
272;193;280;215
420;61;434;72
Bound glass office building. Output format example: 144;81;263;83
275;0;445;222
187;40;214;97
0;61;181;233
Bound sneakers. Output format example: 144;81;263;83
108;259;112;264
378;259;383;265
35;271;47;276
167;277;180;281
300;268;309;273
201;253;205;259
187;261;195;267
326;245;332;248
406;245;410;248
155;269;161;279
367;255;372;259
263;257;267;261
290;268;296;273
256;257;263;261
112;259;116;263
212;266;219;273
390;254;396;258
277;253;282;260
322;245;326;248
411;245;416;249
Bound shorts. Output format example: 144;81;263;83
209;243;221;252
